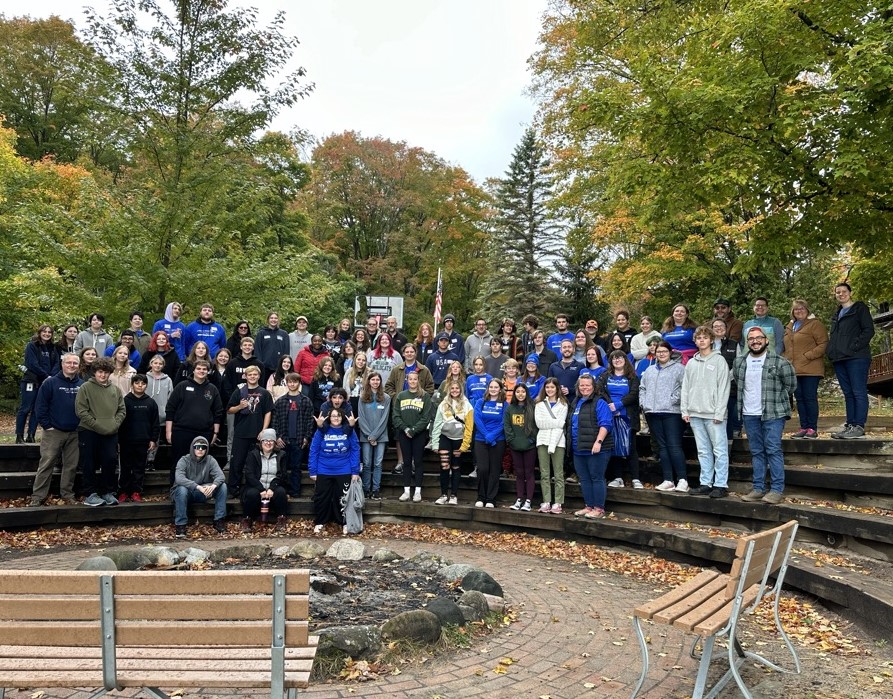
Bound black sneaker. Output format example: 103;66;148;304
175;525;187;539
213;519;227;533
689;485;713;496
371;491;381;500
709;487;729;499
392;463;403;475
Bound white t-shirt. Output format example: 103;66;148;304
742;354;766;416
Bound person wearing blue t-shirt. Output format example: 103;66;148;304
546;314;575;355
661;304;698;363
472;379;506;508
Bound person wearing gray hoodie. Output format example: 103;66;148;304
463;319;493;372
639;341;688;492
681;327;731;498
170;435;228;537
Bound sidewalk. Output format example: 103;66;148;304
2;536;891;698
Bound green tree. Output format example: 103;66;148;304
476;127;561;322
530;0;893;305
0;15;120;166
85;0;313;311
553;220;607;326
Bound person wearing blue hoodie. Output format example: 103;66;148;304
153;302;187;360
309;407;360;534
473;378;506;508
184;304;227;358
29;353;83;506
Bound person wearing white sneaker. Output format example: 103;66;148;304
509;498;522;510
473;379;507;509
429;380;474;512
654;480;675;491
520;500;531;511
448;495;458;505
680;326;731;498
631;479;644;489
674;478;689;492
474;500;484;507
399;488;410;501
392;372;434;506
534;378;568;518
595;352;643;497
412;488;422;502
539;502;551;513
607;478;624;488
309;408;361;532
485;503;494;508
640;342;687;494
435;495;448;505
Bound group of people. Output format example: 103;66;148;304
17;283;874;531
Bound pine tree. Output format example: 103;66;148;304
476;128;562;322
554;221;607;325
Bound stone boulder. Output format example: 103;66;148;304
482;593;505;613
317;625;381;659
76;556;116;571
381;610;442;643
143;546;180;567
438;563;478;582
289;540;326;559
371;548;402;562
181;547;210;566
458;604;482;622
326;539;367;561
458;590;489;620
103;548;156;570
272;545;291;558
426;597;466;626
461;570;503;597
407;551;452;572
209;544;270;562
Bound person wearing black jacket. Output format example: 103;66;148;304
241;428;289;531
711;318;741;439
16;325;60;443
827;282;875;439
118;375;160;502
164;360;223;474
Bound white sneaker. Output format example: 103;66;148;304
474;500;484;508
398;490;410;502
468;469;478;478
539;502;551;513
313;524;323;535
509;498;522;510
485;503;495;508
607;478;624;488
521;500;531;511
435;495;448;505
342;525;348;535
632;479;644;489
655;480;676;491
448;495;458;505
413;490;422;502
675;479;689;493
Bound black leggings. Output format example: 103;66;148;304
474;441;505;504
398;431;428;488
438;436;463;496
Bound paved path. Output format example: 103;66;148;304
1;536;890;698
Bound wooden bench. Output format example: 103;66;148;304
0;569;318;699
630;520;801;699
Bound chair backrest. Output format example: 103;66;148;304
0;569;310;648
725;520;798;608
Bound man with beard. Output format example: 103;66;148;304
711;298;744;343
254;312;290;383
184;304;227;357
735;327;796;505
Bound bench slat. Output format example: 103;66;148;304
0;596;98;620
111;570;309;595
692;585;760;636
651;575;729;625
0;621;308;647
0;642;318;660
113;595;309;621
633;570;720;619
0;671;312;689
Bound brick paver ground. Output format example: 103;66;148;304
1;535;891;698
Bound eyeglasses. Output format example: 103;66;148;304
748;336;767;342
193;445;208;451
261;439;275;444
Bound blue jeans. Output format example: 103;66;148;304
833;357;871;427
688;417;729;488
16;380;39;436
361;441;386;493
646;413;687;482
574;450;611;509
284;441;305;496
171;483;229;526
725;388;740;438
742;415;785;494
794;375;820;430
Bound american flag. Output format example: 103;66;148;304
433;268;443;332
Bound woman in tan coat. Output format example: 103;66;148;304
783;299;829;439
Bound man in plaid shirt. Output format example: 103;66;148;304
734;327;796;505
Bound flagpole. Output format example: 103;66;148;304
433;268;443;334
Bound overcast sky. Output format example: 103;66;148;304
2;0;547;184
